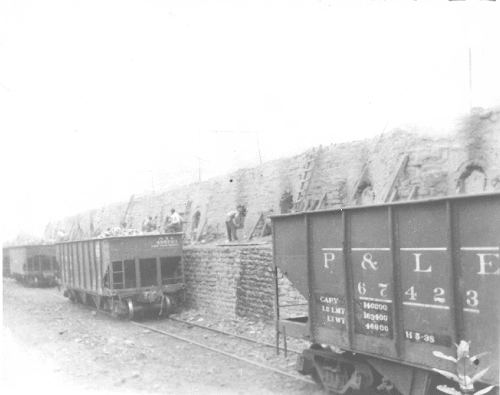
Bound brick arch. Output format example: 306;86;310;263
191;208;201;232
356;181;376;205
454;159;488;194
279;188;294;214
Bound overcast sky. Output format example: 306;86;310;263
1;0;500;242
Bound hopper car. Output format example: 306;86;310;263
57;233;185;319
6;244;59;286
272;192;499;395
3;247;10;277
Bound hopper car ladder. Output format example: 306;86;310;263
111;263;125;289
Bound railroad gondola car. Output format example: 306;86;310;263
6;244;59;286
272;192;499;395
57;233;185;319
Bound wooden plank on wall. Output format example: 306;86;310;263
315;193;328;210
381;154;409;203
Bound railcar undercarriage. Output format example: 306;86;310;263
65;288;177;320
297;344;499;395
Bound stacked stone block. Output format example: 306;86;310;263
182;244;307;322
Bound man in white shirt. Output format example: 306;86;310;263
167;209;182;232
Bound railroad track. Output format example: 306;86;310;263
46;289;314;385
133;321;313;384
168;316;303;354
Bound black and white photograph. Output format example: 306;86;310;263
1;1;499;394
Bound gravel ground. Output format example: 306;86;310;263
2;278;322;395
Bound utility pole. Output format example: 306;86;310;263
255;132;262;165
469;46;473;113
194;156;209;182
195;156;201;182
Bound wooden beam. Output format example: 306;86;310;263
122;194;135;226
407;185;418;201
349;132;386;205
381;154;409;203
315;192;328;210
249;213;264;240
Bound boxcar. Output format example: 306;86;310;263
6;244;58;286
57;233;185;319
272;192;499;395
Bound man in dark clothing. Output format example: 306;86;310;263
225;210;240;242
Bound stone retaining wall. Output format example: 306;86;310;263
183;244;307;322
43;107;500;323
46;107;500;243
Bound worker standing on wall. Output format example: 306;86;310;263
167;209;182;232
225;206;244;242
262;209;273;236
143;216;156;232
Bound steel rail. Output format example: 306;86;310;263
48;289;301;354
132;321;314;385
46;290;314;385
167;316;302;354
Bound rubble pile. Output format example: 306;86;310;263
96;227;161;238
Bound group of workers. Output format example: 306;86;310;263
55;205;269;242
145;205;249;241
143;209;183;233
53;200;275;243
142;204;268;242
58;204;268;241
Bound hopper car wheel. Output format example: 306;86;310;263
68;291;76;302
307;344;328;389
111;300;135;320
160;295;172;317
126;299;135;320
306;344;376;395
310;369;323;389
